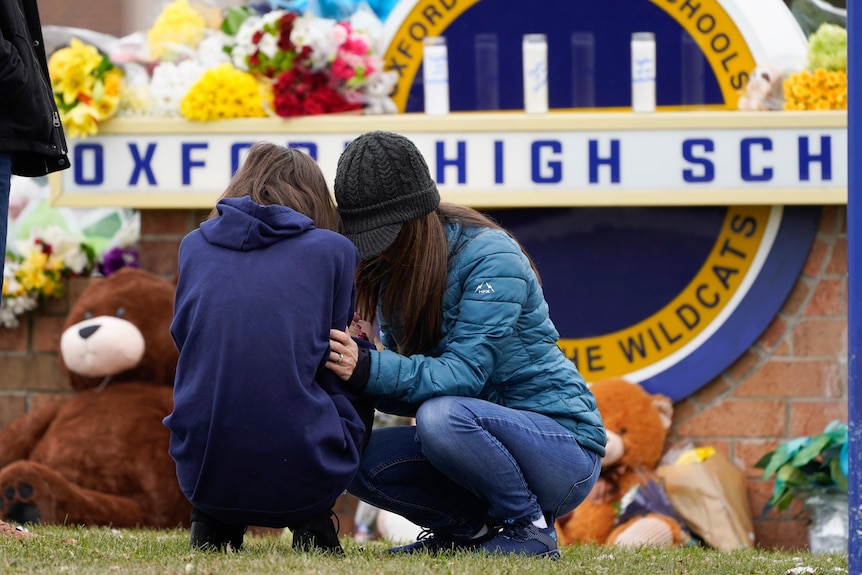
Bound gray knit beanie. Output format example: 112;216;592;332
335;131;440;259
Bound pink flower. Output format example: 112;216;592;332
331;57;355;80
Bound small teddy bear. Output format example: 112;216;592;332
737;65;786;111
362;69;399;115
0;268;190;528
556;378;688;547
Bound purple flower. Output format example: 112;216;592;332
98;246;140;276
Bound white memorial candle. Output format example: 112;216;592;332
631;32;656;113
522;34;548;114
423;36;450;115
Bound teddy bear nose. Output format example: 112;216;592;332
79;325;100;339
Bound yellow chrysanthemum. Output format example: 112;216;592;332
148;0;208;60
180;64;267;122
783;67;846;111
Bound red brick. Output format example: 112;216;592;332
675;399;785;438
736;440;783;477
138;240;181;277
39;1;126;36
141;210;193;236
790;319;847;357
733;360;842;398
31;315;67;354
801;239;828;278
0;355;68;391
0;394;27;428
817;206;839;234
724;350;762;383
824;236;847;275
772;340;790;356
40;293;72;316
690;376;732;407
788;401;848;436
757;316;786;351
67;276;98;303
780;280;810;316
803;278;845;316
0;321;29;352
667;399;696;432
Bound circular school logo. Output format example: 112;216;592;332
381;0;820;400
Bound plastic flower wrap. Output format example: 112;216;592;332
1;227;96;329
147;0;209;61
180;63;269;121
807;23;847;72
223;5;392;117
47;37;125;138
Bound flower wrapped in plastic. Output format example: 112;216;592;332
1;227;96;329
147;0;209;61
47;37;125;138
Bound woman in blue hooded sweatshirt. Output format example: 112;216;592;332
165;142;372;554
327;131;606;559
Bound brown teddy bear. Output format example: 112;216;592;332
555;378;688;547
0;267;191;528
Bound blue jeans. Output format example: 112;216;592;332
349;396;601;539
0;152;11;302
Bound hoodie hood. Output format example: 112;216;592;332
200;196;315;251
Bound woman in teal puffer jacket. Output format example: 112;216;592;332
327;131;606;559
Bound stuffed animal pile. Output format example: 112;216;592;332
0;268;190;528
556;378;688;547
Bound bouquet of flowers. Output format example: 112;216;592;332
47;37;125;138
782;23;847;111
147;0;208;61
1;227;96;329
224;6;384;117
180;62;268;121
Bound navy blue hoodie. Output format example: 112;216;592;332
165;196;364;528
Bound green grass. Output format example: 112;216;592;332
0;526;849;575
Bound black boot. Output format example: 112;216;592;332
189;508;247;552
291;510;343;554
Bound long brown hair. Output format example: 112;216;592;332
355;202;539;356
208;142;341;232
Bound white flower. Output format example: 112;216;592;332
42;227;89;274
292;14;336;71
196;32;231;69
149;60;205;116
257;33;279;59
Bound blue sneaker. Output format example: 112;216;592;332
475;522;560;559
386;528;495;555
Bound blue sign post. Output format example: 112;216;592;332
848;1;860;571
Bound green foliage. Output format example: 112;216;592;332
220;6;254;36
754;420;848;513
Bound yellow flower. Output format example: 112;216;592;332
148;0;208;60
61;104;100;139
180;64;266;121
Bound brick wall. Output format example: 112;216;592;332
0;205;847;550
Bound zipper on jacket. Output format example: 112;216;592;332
53;111;61;128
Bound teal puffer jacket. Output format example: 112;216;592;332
367;222;606;456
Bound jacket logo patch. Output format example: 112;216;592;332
475;281;495;294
